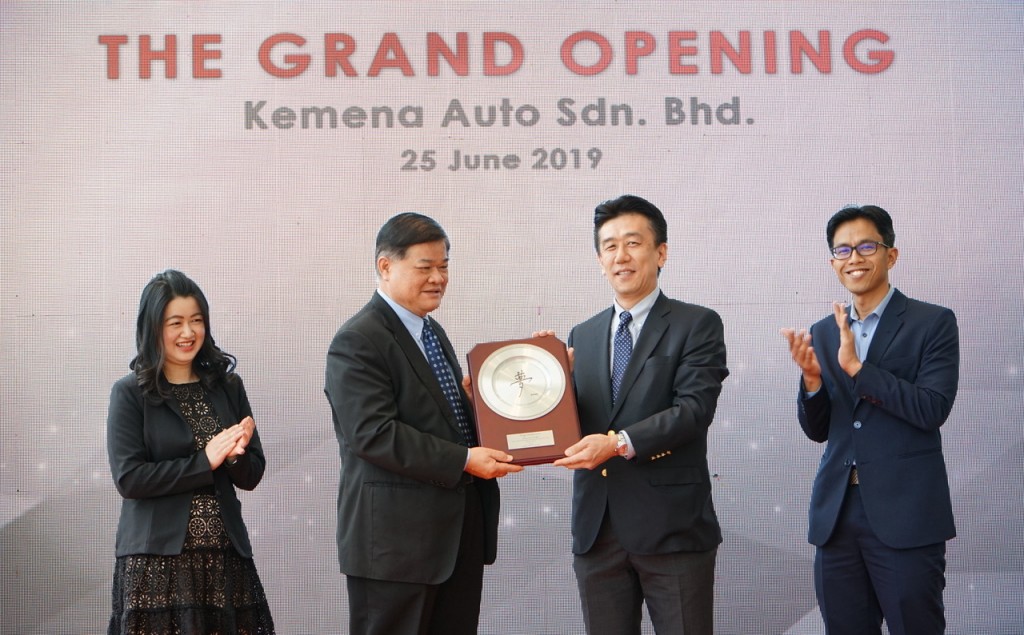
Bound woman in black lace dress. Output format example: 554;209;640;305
106;270;275;634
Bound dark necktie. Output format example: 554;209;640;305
611;311;633;403
421;318;476;446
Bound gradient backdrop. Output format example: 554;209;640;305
2;2;1022;633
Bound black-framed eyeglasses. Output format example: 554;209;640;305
830;241;892;260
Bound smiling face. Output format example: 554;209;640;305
161;295;205;381
597;212;667;309
830;217;898;312
378;240;449;317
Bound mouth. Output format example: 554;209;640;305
844;268;869;279
176;340;196;350
614;269;635;278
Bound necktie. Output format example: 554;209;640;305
421;318;476;446
611;311;633;403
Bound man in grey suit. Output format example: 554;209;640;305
553;195;729;635
325;212;522;635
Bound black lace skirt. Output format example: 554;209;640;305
109;493;275;635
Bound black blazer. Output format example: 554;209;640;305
324;292;500;585
568;292;729;556
799;289;958;549
106;372;266;557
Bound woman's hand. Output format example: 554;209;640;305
204;424;246;470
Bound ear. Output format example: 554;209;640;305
377;256;391;280
887;246;899;269
657;242;668;268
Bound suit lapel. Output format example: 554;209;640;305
370;294;462;432
207;385;234;429
156;376;188;423
610;293;669;420
865;289;907;366
583;307;615;416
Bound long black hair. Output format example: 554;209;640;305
130;269;236;400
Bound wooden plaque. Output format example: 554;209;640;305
467;336;580;466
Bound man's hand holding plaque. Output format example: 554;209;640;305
466;335;580;466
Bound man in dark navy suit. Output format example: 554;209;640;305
781;204;959;635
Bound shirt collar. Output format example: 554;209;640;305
851;285;897;321
614;287;660;324
376;288;429;340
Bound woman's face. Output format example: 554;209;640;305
161;295;205;376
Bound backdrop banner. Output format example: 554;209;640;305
2;3;1022;633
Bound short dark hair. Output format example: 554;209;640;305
826;204;896;249
375;212;450;263
593;194;668;251
131;269;236;400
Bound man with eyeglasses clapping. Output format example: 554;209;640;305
780;205;959;635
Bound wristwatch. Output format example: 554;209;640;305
608;430;629;457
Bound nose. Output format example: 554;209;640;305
614;246;630;263
181;321;194;336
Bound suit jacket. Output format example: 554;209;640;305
799;288;959;549
568;291;729;556
324;292;500;585
106;372;266;557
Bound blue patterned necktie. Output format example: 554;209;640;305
611;311;633;403
421;318;476;446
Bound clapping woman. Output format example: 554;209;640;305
106;269;274;634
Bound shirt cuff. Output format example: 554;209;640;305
619;430;637;460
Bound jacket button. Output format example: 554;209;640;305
853;421;862;429
601;469;608;477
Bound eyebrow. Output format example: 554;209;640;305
165;312;203;321
601;231;644;243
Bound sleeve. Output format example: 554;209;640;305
625;308;729;454
325;327;467;487
852;308;959;432
223;374;266;491
106;378;214;499
797;380;832;443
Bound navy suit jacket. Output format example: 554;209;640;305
324;293;500;584
107;372;266;557
799;288;959;549
568;292;728;556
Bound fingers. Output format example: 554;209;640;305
553;434;614;470
238;416;255;433
833;301;851;330
530;331;574;372
205;426;245;469
461;375;474;404
466;447;525;479
781;328;813;360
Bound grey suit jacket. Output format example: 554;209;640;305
107;372;266;557
324;292;500;584
799;288;958;549
568;291;728;556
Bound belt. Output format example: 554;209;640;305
849;466;860;486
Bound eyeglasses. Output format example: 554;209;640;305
830;240;891;260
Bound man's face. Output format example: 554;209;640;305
378;240;449;317
597;212;667;308
830;217;898;304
